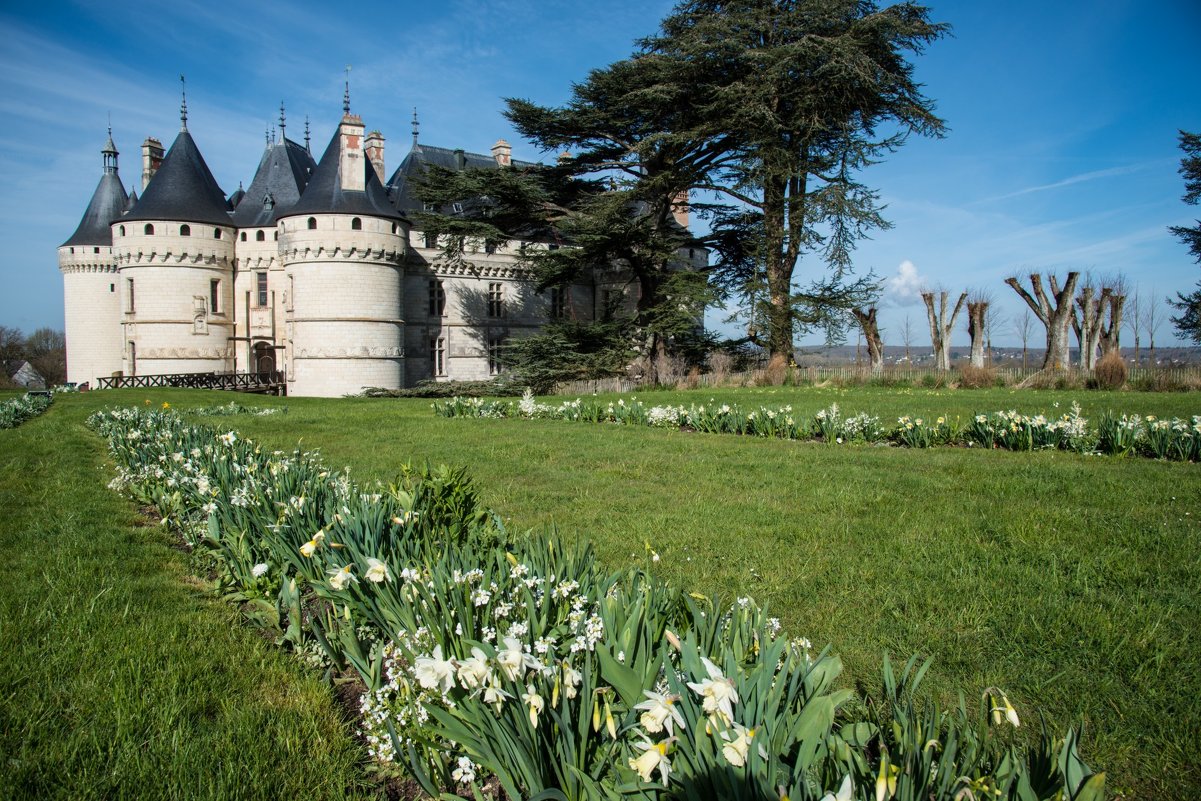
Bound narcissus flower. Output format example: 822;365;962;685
687;657;738;724
456;647;491;690
414;646;455;694
521;684;545;728
327;564;356;591
496;636;539;682
720;723;764;767
635;690;685;736
364;557;390;583
300;530;326;557
820;775;853;801
629;736;673;785
483;678;512;711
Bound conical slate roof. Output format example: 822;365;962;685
62;171;128;247
286;126;402;220
231;137;316;227
123;130;231;226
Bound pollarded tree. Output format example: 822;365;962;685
851;307;884;373
921;290;966;371
643;0;948;360
965;292;990;369
1072;280;1112;371
1005;272;1080;370
1169;130;1201;343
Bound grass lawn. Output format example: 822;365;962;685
0;395;377;800
14;385;1201;799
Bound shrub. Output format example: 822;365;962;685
760;354;789;387
957;365;997;389
1091;353;1128;390
0;393;52;429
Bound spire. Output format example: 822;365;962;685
279;101;286;139
179;74;188;131
304;115;311;153
411;107;420;149
102;123;119;175
265;124;270;147
343;65;351;115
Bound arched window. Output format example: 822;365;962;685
119;225;125;236
144;224;154;235
307;217;317;230
240;232;247;242
256;230;265;242
213;228;222;239
351;217;362;230
273;231;278;241
391;223;398;234
180;224;191;236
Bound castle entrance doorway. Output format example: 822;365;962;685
253;342;276;375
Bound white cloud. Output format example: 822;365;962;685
884;260;927;306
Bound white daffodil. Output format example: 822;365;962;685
364;557;390;583
687;657;739;724
496;636;539;682
251;563;269;578
300;530;325;557
719;723;755;767
521;684;545;728
821;774;854;801
561;661;582;700
985;688;1021;728
482;678;512;711
629;737;673;785
634;690;685;736
328;564;357;591
456;647;491;690
414;645;456;694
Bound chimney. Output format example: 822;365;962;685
491;139;512;167
453;148;466;170
671;190;690;230
364;130;385;184
338;113;365;193
141;137;164;191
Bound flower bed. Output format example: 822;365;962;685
89;405;1106;800
436;392;1201;462
0;392;53;429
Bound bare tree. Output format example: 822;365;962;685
1013;308;1033;369
900;314;914;364
1142;290;1164;366
965;291;990;368
1098;274;1127;359
1005;271;1080;370
1072;277;1112;371
922;290;967;371
1124;290;1142;365
851;307;884;374
984;308;1006;367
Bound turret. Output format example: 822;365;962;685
278;95;408;397
57;129;128;387
114;96;235;377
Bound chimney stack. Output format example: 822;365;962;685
491;139;512;167
141;137;164;191
338;113;365;193
671;190;690;229
364;130;386;184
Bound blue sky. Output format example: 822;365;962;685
1;0;1199;348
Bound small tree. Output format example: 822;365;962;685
900;314;914;365
1142;291;1164;366
1124;290;1142;365
1005;272;1080;370
851;307;884;374
984;307;1006;367
1013;308;1033;370
922;290;966;371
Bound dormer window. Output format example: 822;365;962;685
240;232;247;242
256;230;265;242
307;217;317;230
423;203;435;212
213;228;222;239
452;202;464;213
180;224;191;236
144;224;154;235
351;217;362;230
119;225;125;236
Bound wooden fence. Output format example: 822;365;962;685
96;371;286;394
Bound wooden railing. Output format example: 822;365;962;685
96;371;286;394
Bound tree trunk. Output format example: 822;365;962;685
1099;293;1125;358
1004;272;1080;371
922;291;967;371
852;307;884;374
966;300;988;368
1075;286;1110;371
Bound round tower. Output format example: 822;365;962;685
57;130;127;387
113;106;236;377
278;105;408;397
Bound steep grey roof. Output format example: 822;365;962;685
386;144;535;216
231;137;316;227
285;127;401;220
125;189;138;211
123;130;232;226
62;172;128;247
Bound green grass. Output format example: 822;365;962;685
12;386;1201;798
0;396;377;800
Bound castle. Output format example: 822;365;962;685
58;92;703;397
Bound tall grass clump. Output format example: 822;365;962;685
89;404;1109;800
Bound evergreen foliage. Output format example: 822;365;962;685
1169;130;1201;342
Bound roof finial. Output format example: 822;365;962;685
102;115;119;174
179;74;188;131
279;101;286;139
304;115;311;153
411;107;420;148
265;124;270;146
343;65;351;115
